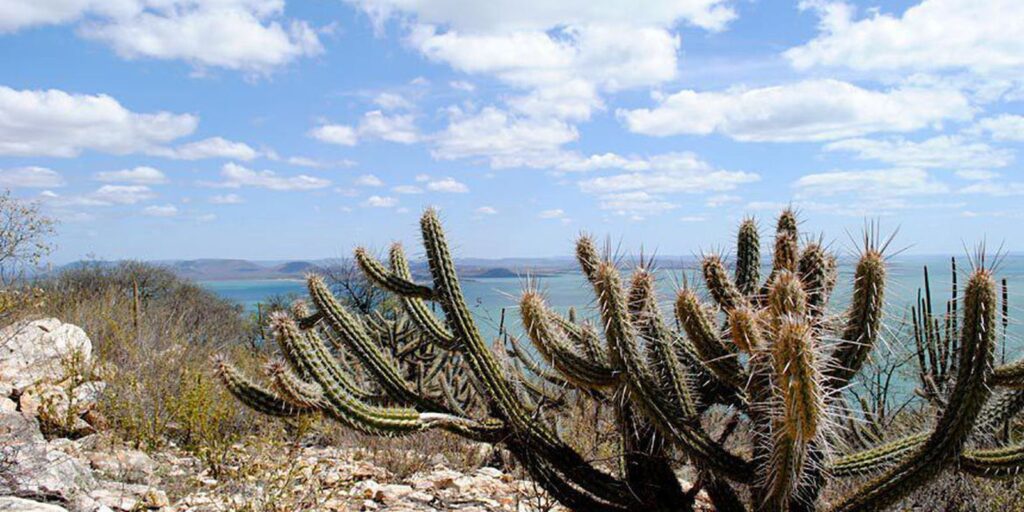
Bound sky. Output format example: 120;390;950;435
1;0;1023;263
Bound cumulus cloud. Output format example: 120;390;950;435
0;86;196;157
142;204;179;217
209;193;244;204
94;166;168;184
209;163;331;190
355;174;384;187
347;0;736;33
575;152;758;217
793;168;949;198
4;1;321;73
91;185;157;205
475;206;497;215
158;137;260;160
823;136;1013;169
971;115;1024;142
362;195;397;207
618;79;972;142
0;167;65;188
310;111;419;146
432;106;577;168
538;208;565;219
786;0;1024;76
425;177;468;193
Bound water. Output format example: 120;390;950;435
199;255;1024;362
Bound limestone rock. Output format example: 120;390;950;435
0;497;69;512
0;319;92;393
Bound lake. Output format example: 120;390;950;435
200;254;1024;362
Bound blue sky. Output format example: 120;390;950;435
1;0;1022;263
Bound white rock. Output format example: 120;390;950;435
0;497;69;511
0;319;92;393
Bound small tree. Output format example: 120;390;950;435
0;190;55;285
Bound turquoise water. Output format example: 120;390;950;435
200;255;1024;360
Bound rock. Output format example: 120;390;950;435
86;449;156;484
350;480;382;500
0;397;17;412
0;412;44;445
89;482;166;511
0;497;69;511
0;319;92;393
0;442;97;505
377;484;413;502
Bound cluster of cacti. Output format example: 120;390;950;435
215;208;1024;511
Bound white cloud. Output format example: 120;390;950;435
309;124;357;146
414;174;430;182
538;209;565;219
355;174;384;187
410;23;681;95
91;185;156;205
392;185;423;194
823;136;1013;169
575;152;758;217
142;204;178;217
94;166;168;184
577;153;758;195
597;191;678;217
161;137;259;160
619;79;972;142
432;106;577;168
956;169;1000;181
786;0;1024;77
475;206;497;215
793;168;949;198
78;1;322;73
357;111;419;143
373;93;414;110
209;193;243;204
348;0;736;33
961;181;1024;197
363;195;398;207
310;111;419;146
971;115;1024;142
449;81;475;92
211;162;331;190
426;177;468;193
0;86;196;157
0;167;65;188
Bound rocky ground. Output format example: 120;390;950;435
0;318;571;512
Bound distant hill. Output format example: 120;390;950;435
55;255;709;282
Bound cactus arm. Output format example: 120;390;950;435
503;334;577;390
675;289;747;389
308;275;452;413
520;292;620;389
974;389;1024;440
419;210;635;506
265;360;326;409
735;217;760;296
992;360;1024;387
355;247;436;299
592;261;753;483
213;357;313;417
826;250;886;389
798;243;835;315
830;269;997;512
387;243;458;350
961;444;1024;478
763;318;824;511
551;314;607;363
829;433;929;478
702;254;747;313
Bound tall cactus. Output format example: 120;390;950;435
216;208;1024;511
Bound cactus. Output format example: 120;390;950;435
216;208;1024;511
